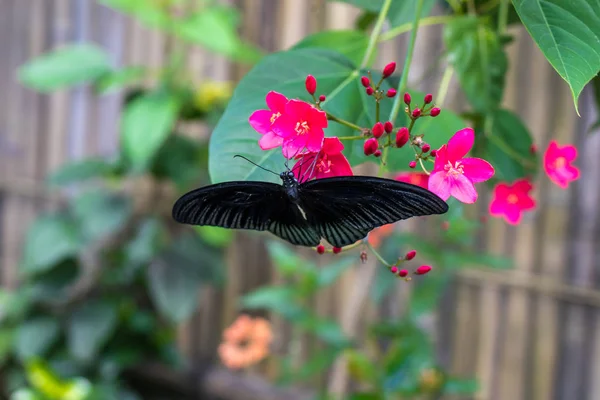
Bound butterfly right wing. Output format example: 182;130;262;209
172;181;321;246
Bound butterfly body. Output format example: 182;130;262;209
172;173;448;247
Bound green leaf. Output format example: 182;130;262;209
121;90;181;171
209;49;354;183
99;0;170;28
443;377;479;394
409;274;450;317
485;108;538;181
72;190;132;242
316;257;355;287
29;259;79;301
95;66;146;94
266;241;317;278
292;30;370;66
444;16;507;112
346;350;380;385
0;328;14;364
18;44;112;92
125;218;165;266
194;226;234;248
47;157;115;186
21;214;81;275
150;134;207;190
147;258;202;324
68;300;118;361
513;0;600;114
174;6;263;63
240;286;305;319
14;317;60;361
327;0;437;27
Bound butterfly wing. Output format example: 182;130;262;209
172;181;321;246
298;176;449;247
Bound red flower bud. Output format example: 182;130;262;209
412;108;422;118
405;250;416;260
363;138;378;155
333;246;342;254
395;127;409;148
424;93;433;104
386;88;397;98
366;87;374;96
422;143;430;153
319;94;326;102
530;144;537;154
372;122;384;138
305;75;317;95
398;269;408;277
316;244;325;254
430;149;437;157
415;265;432;275
403;92;411;105
384;121;393;133
360;251;368;264
374;149;382;157
360;76;370;87
382;62;396;78
390;266;398;274
409;161;417;169
430;107;441;117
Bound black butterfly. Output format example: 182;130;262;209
172;159;449;248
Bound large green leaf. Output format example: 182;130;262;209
72;190;132;242
99;0;170;28
14;318;60;361
444;16;508;112
68;300;118;361
47;157;115;186
240;286;305;319
485;109;538;181
292;30;370;66
21;214;81;275
18;44;112;92
121;90;181;171
513;0;600;114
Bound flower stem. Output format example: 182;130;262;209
337;136;366;141
366;242;391;267
326;112;364;132
375;101;380;123
436;66;454;107
360;0;393;69
497;0;509;34
378;15;456;42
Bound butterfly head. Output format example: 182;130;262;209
280;170;297;188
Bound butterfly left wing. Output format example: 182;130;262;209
172;181;321;246
298;176;449;247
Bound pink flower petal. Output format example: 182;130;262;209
460;157;495;183
305;130;325;153
433;145;448;172
249;110;276;135
428;171;451;201
282;136;308;159
328;153;353;177
561;145;578;162
503;206;522;225
323;137;344;154
447;128;474;161
292;154;316;182
258;131;284;150
489;198;506;215
271;115;297;138
265;91;288;113
449;173;478;204
513;179;533;193
517;194;536;210
285;99;311;119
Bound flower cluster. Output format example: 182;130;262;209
218;315;273;370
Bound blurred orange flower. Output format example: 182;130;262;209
368;223;395;248
218;315;273;370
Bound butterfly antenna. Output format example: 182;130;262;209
303;149;321;182
233;155;279;176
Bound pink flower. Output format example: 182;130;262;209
248;91;288;150
291;137;353;182
272;100;327;158
395;172;429;189
543;140;580;189
489;179;536;225
428;128;494;203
